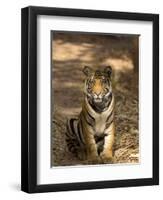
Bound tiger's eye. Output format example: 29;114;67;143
102;79;107;84
88;79;94;85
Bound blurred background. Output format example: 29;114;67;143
51;32;139;166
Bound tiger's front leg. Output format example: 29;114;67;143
100;122;115;163
84;128;100;163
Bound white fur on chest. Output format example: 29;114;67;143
94;113;108;135
85;96;114;135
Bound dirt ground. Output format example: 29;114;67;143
51;32;139;166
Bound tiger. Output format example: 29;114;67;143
66;66;115;163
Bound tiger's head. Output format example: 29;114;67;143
83;66;113;112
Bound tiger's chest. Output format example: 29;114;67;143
84;95;114;136
93;113;109;136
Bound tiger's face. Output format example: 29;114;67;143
83;66;113;112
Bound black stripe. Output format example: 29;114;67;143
105;119;113;129
65;130;73;139
66;121;74;138
86;110;95;122
83;113;93;127
77;123;85;145
107;93;113;108
70;118;76;135
106;109;113;122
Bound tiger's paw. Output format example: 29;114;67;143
87;158;102;164
77;151;87;161
87;155;102;164
100;153;115;164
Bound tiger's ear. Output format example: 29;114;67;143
104;66;112;77
83;66;93;76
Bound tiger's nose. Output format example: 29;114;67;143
94;91;101;96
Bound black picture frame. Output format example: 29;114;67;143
21;6;159;193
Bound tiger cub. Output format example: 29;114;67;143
66;66;115;163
